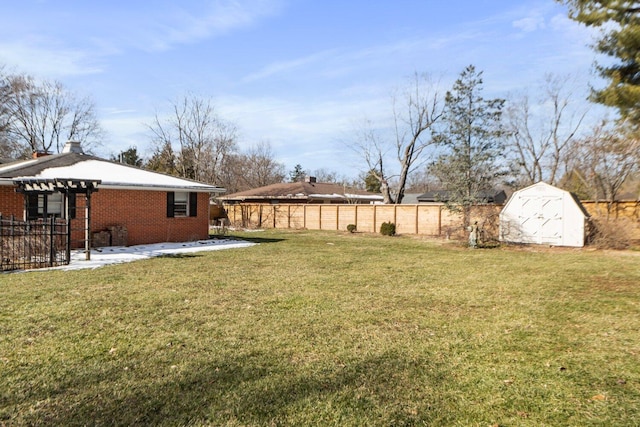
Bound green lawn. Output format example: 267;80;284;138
1;230;639;426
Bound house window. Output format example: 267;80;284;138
26;193;76;220
47;193;63;216
174;192;189;216
167;192;198;218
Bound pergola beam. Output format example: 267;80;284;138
13;178;101;260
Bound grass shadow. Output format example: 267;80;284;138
224;236;286;244
12;350;448;426
156;253;202;259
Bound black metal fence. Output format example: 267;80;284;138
0;216;70;272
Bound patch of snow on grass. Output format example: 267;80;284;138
48;239;256;271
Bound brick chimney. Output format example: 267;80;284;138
32;151;51;159
305;176;317;183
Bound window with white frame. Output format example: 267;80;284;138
26;193;75;220
173;192;189;216
167;191;197;218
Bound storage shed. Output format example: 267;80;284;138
499;182;589;247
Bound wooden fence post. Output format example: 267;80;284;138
373;205;377;232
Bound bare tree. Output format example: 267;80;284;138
208;141;285;193
4;74;103;155
505;74;588;187
0;66;13;158
147;94;237;185
310;168;340;183
352;72;444;204
234;141;285;190
567;121;639;216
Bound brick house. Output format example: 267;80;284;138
0;142;224;248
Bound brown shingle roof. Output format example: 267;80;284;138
221;181;383;202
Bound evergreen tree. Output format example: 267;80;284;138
146;141;176;175
430;65;506;227
364;169;382;193
558;1;640;127
288;164;306;182
111;146;143;167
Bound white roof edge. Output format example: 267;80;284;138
219;195;308;201
0;159;39;174
0;178;224;193
308;193;383;199
98;183;225;193
345;193;384;199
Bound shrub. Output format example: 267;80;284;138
588;218;632;249
380;222;396;236
347;224;357;233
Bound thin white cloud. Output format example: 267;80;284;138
134;0;284;52
0;0;284;77
0;40;104;77
513;12;546;32
242;49;339;82
242;6;561;88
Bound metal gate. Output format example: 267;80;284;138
0;216;70;271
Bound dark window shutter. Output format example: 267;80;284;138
26;194;39;220
167;192;175;217
189;192;198;217
68;193;77;219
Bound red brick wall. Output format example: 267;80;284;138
1;186;211;247
82;189;210;246
0;186;24;219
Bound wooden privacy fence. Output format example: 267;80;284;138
223;203;502;238
219;200;640;241
581;200;640;240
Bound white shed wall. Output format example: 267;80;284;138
500;182;587;247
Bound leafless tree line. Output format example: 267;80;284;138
351;69;639;206
2;61;637;203
145;93;285;193
0;65;103;158
505;74;639;204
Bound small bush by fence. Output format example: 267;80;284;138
0;216;70;271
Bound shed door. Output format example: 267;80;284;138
519;195;563;245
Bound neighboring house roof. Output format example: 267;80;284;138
0;148;224;193
417;189;507;204
220;179;384;203
400;193;421;204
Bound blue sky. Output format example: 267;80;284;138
1;0;599;178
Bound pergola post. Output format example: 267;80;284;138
85;190;92;260
13;178;101;263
